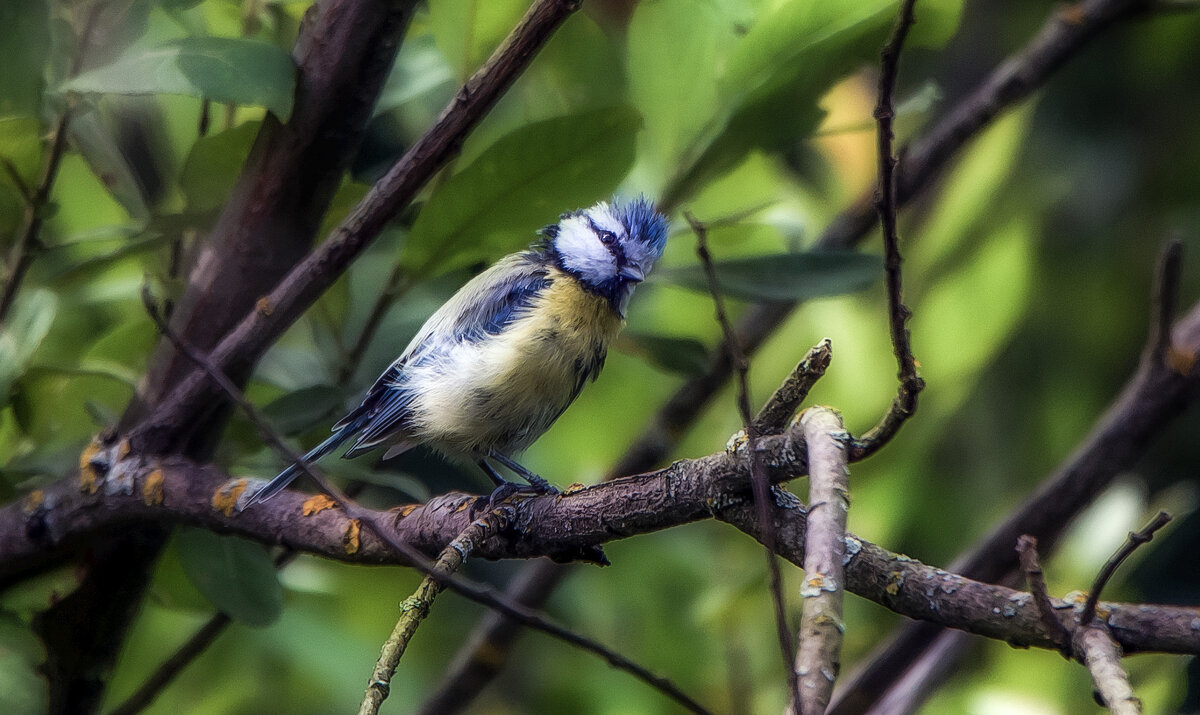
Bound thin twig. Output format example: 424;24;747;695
0;4;101;324
107;613;232;715
685;211;798;708
1149;240;1183;364
139;288;712;715
1015;535;1071;655
339;265;413;384
794;407;850;715
359;512;507;715
1080;511;1172;625
849;0;924;461
1074;624;1143;715
752;339;833;435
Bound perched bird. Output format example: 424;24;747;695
246;197;669;506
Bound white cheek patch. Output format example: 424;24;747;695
588;203;626;239
556;215;616;282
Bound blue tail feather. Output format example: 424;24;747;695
244;417;364;507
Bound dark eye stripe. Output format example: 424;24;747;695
587;217;621;254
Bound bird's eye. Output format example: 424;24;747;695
598;230;617;245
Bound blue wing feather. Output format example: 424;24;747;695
340;252;551;455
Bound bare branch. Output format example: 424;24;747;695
687;211;798;705
849;0;924;461
360;512;508;715
1149;240;1183;364
753;340;834;435
1016;535;1072;655
1074;624;1143;715
0;3;102;324
107;614;232;715
794;408;850;715
1081;511;1172;626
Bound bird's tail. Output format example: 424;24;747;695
244;417;364;507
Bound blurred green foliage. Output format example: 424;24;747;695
1;0;1199;713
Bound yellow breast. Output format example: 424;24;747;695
407;268;624;456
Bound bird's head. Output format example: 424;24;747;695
541;197;669;316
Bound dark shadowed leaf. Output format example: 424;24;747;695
176;528;283;627
401;105;642;273
0;290;57;405
262;384;346;436
180;121;260;212
621;332;710;376
61;37;296;119
655;252;882;302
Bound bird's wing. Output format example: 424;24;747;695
335;252;551;449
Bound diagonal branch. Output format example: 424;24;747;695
687;211;798;706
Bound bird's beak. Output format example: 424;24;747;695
619;264;646;283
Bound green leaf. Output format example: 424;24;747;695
655;252;882;302
67;108;150;222
401;105;643;273
0;0;50;116
0;290;57;404
621;332;710;376
262;385;345;436
175;528;283;627
179;121;260;212
0;117;44;187
664;0;895;204
61;37;296;119
0;614;47;715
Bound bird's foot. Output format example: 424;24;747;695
470;479;553;518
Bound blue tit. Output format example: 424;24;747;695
247;196;669;506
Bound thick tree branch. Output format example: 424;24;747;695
4;433;1199;663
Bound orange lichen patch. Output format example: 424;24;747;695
212;479;249;517
142;469;165;506
302;494;337;516
79;440;103;494
886;570;904;595
392;503;419;518
115;439;131;460
1059;2;1086;24
1167;346;1197;375
454;499;473;513
562;482;587;496
344;519;362;554
23;490;45;514
256;297;272;316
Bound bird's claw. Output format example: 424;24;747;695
469;480;554;518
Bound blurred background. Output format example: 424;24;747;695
1;0;1199;712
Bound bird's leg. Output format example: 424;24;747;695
489;451;559;495
476;459;510;487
